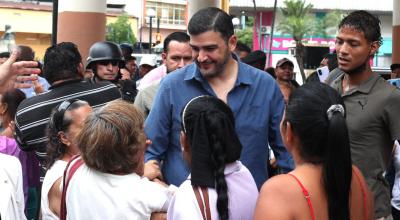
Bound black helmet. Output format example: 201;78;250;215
86;41;124;69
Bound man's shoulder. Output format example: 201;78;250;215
18;81;118;110
372;76;400;97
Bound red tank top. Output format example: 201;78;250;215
288;169;369;220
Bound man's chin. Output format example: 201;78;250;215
199;69;219;78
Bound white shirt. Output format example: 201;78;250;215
41;160;67;220
66;163;174;220
167;161;258;220
392;141;400;210
0;153;26;220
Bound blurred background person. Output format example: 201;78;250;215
388;63;400;88
119;43;139;82
41;99;91;220
275;58;299;103
136;54;157;88
0;152;26;220
254;82;373;220
168;96;258;220
241;50;266;71
15;45;50;98
306;52;338;83
234;41;251;60
0;89;30;206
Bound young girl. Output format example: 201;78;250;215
168;96;259;220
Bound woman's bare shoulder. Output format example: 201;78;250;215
253;174;299;220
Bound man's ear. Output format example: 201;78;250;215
161;52;167;63
370;41;380;56
228;35;238;52
77;62;84;77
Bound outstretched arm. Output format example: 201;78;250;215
0;50;40;93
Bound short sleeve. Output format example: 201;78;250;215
143;179;175;213
384;89;400;140
167;182;202;220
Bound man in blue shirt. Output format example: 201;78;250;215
144;7;293;189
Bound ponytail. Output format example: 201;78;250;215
323;109;352;220
210;133;229;220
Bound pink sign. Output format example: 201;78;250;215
271;37;336;51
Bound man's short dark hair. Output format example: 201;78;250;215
163;32;190;53
391;63;400;72
339;10;382;45
16;45;34;61
235;41;251;54
43;42;82;84
188;7;233;42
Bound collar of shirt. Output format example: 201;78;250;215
49;78;83;89
333;72;380;96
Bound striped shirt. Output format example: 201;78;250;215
15;79;121;180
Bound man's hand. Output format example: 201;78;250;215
144;160;162;180
120;68;132;80
0;50;40;92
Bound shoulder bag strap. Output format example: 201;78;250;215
192;186;211;220
60;155;84;220
201;187;211;220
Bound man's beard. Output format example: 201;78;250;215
197;50;230;78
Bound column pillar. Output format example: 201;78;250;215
58;0;106;65
393;0;400;64
187;0;228;21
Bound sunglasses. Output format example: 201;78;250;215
98;60;120;66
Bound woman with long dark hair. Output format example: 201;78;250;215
168;96;259;220
253;82;373;220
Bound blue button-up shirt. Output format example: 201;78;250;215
145;61;293;189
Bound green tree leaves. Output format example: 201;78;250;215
106;14;137;45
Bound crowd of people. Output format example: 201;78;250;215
0;6;399;220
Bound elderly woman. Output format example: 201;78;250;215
41;99;92;219
253;83;373;220
61;100;174;220
167;96;259;220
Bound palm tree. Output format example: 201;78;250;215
277;0;314;83
314;10;344;38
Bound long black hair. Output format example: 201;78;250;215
284;82;352;220
181;96;242;220
46;99;89;169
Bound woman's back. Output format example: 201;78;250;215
168;161;258;220
66;163;174;220
253;165;373;220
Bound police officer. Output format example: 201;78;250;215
86;41;136;102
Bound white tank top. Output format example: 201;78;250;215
41;160;67;220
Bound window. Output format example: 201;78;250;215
146;2;186;26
